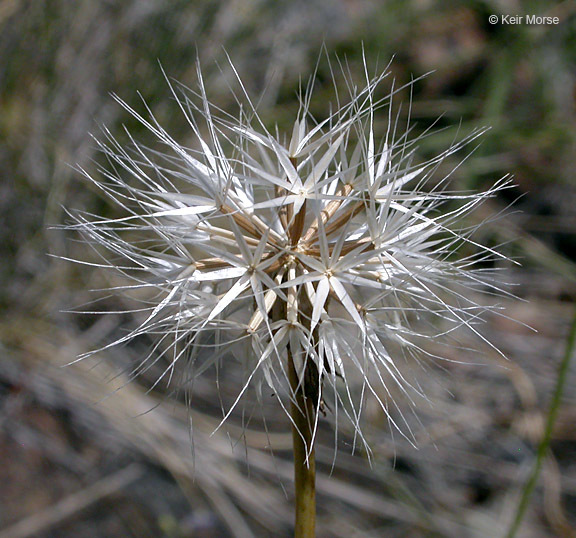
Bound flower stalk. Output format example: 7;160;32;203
281;154;318;535
288;349;317;537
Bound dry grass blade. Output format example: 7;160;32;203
0;465;144;538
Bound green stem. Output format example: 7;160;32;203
505;306;576;537
288;352;316;538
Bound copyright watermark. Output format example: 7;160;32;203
489;14;559;25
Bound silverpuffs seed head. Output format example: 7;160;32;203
66;55;513;448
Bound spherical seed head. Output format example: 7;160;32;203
67;55;513;447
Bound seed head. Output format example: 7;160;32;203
67;56;513;448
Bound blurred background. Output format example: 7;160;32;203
1;1;575;536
